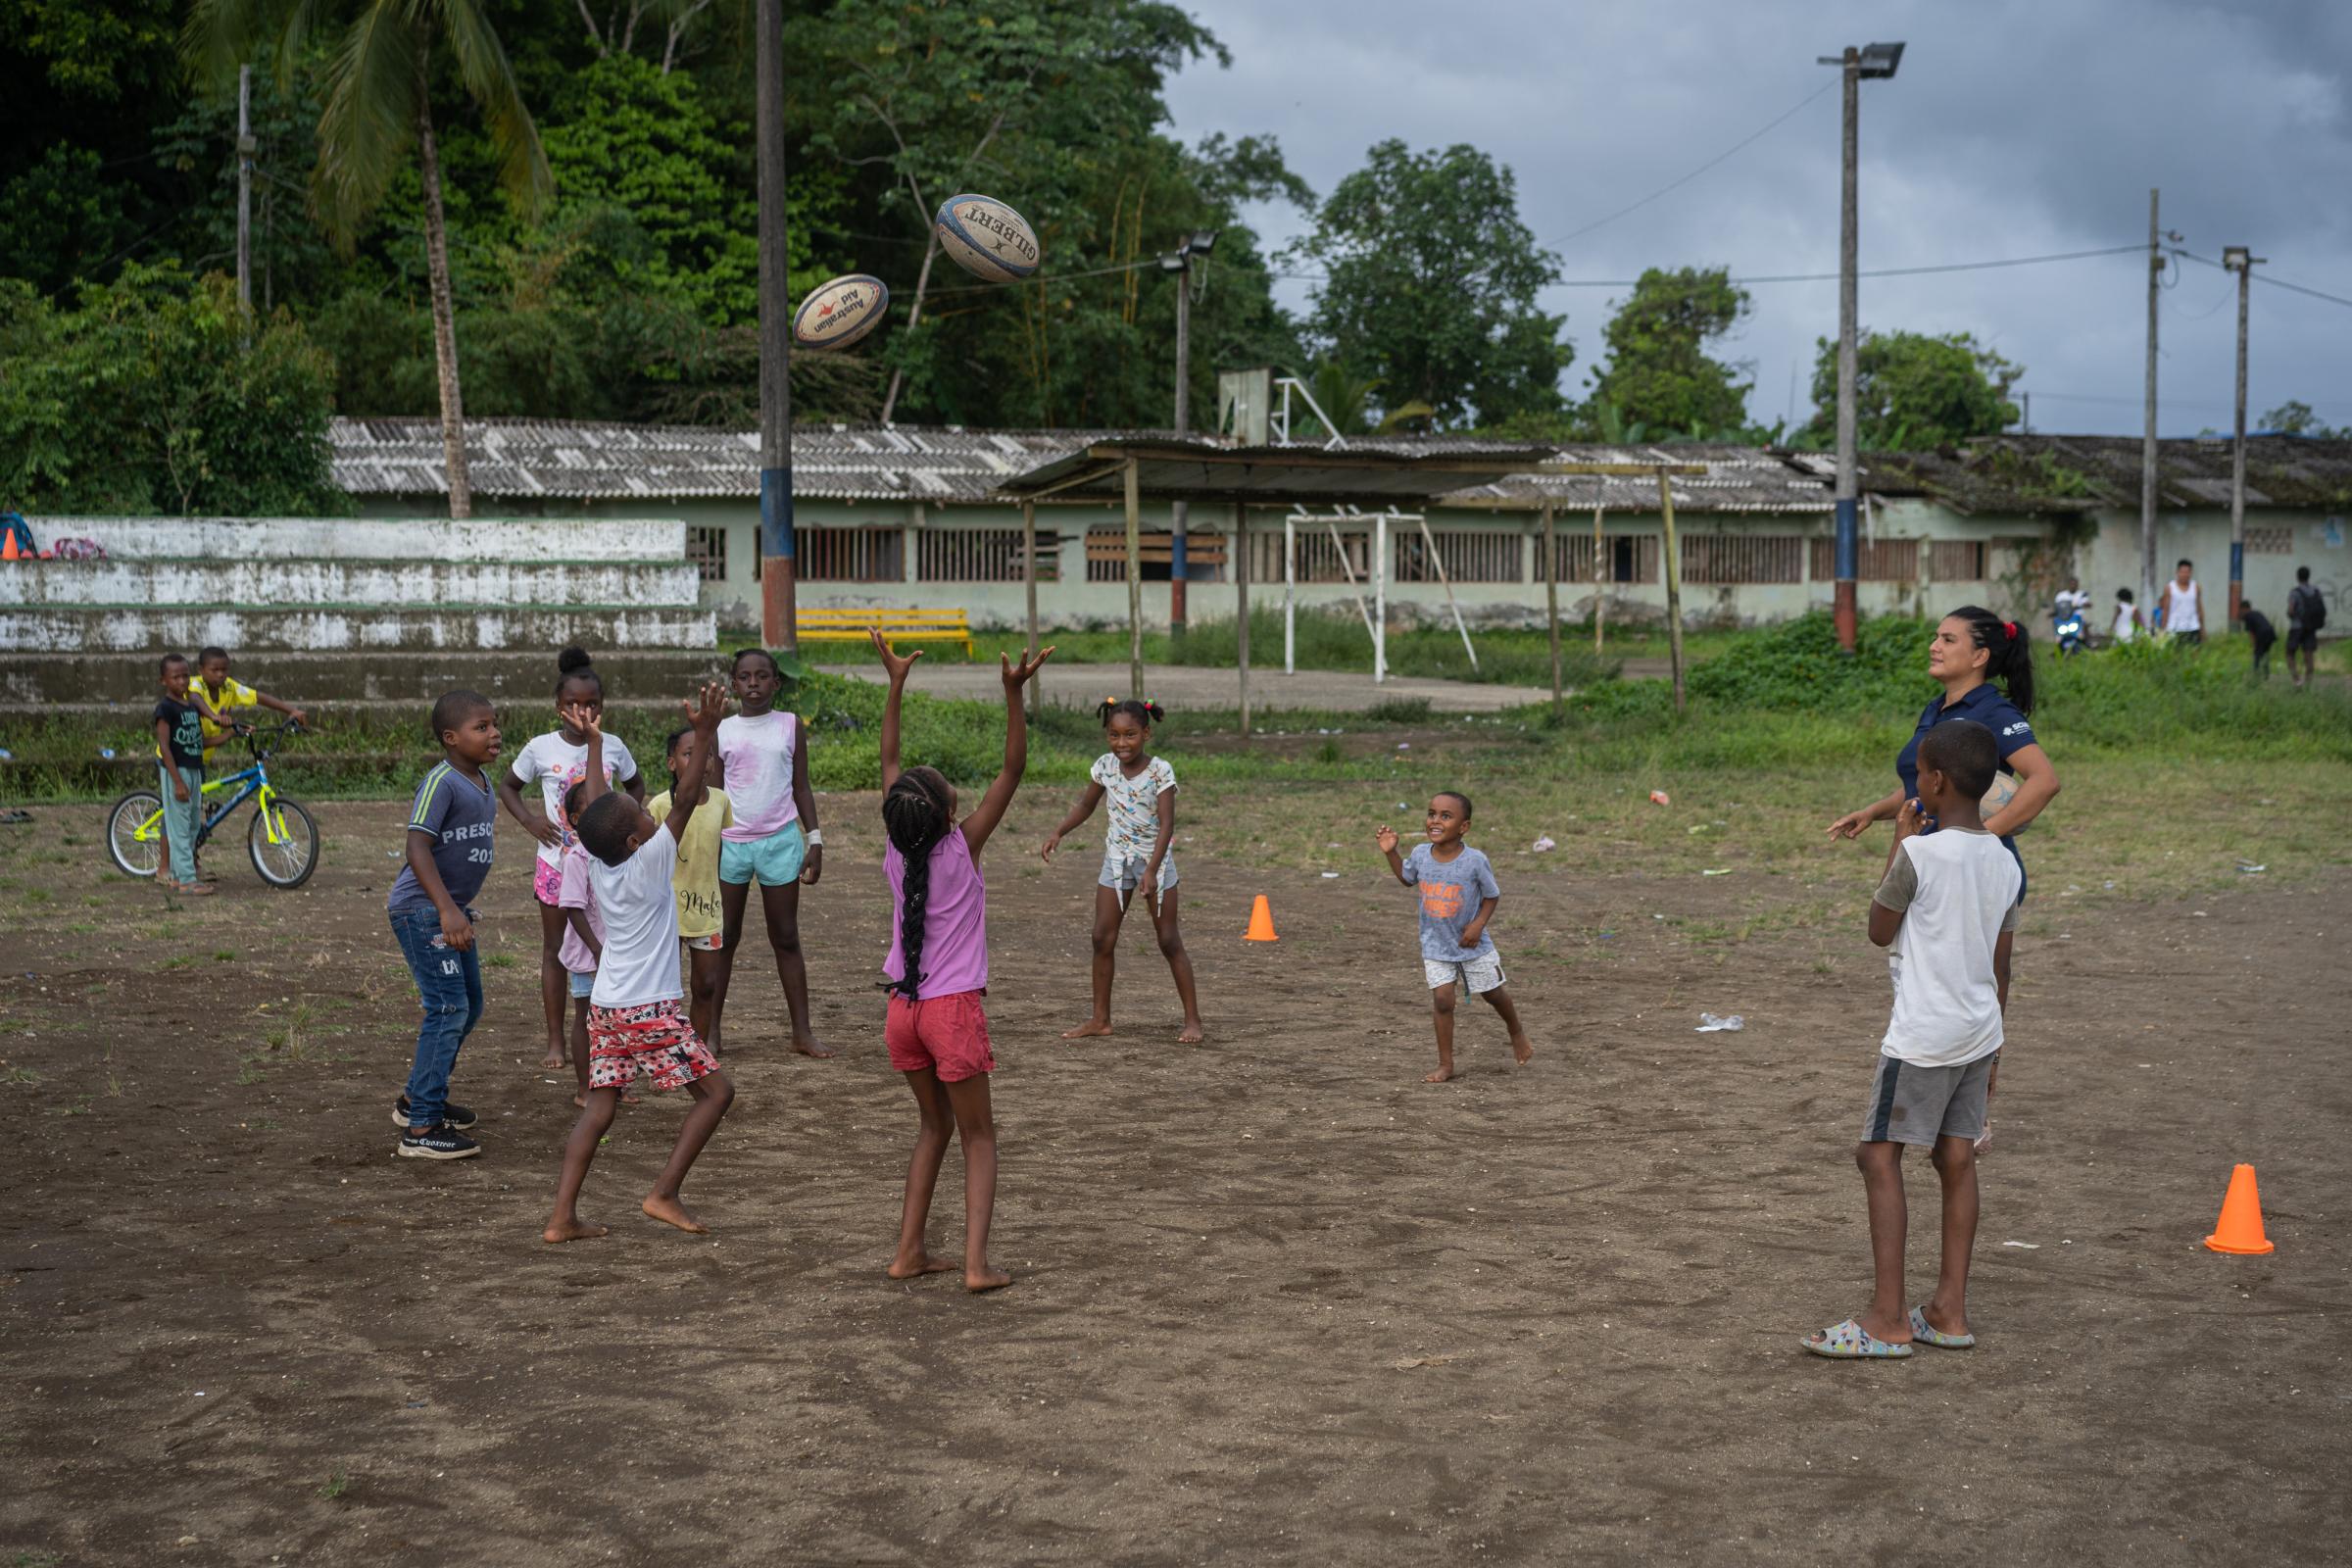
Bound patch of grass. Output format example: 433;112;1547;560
161;955;196;970
482;954;518;969
213;949;236;962
1;1066;42;1087
318;1471;349;1500
62;922;96;935
21;888;50;906
52;1096;92;1116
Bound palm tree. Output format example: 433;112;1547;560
185;1;552;518
1294;360;1436;439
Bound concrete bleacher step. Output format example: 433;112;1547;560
1;606;716;655
0;560;702;609
25;516;687;562
0;648;737;707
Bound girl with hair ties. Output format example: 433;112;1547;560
867;627;1054;1294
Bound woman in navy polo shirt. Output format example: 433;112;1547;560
1828;606;2061;899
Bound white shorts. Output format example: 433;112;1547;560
1424;953;1506;995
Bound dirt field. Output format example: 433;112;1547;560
2;797;2346;1565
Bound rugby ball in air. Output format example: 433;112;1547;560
792;273;890;352
934;194;1040;283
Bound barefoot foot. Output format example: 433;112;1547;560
641;1194;709;1234
571;1092;587;1108
1424;1065;1456;1084
791;1038;835;1059
1510;1035;1536;1066
1176;1021;1205;1045
965;1266;1013;1293
540;1049;565;1070
888;1251;959;1280
1061;1019;1114;1040
542;1216;609;1245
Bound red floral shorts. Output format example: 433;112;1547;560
586;999;719;1093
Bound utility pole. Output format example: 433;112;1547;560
1161;231;1217;636
756;0;797;652
2224;245;2264;626
1818;41;1902;653
2139;188;2161;615
235;65;253;313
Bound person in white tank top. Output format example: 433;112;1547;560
2110;588;2144;644
2161;560;2204;645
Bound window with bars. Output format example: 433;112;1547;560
2245;526;2293;555
1084;529;1230;583
794;526;904;582
1247;527;1374;584
1393;528;1522;584
1545;533;1660;585
1807;537;1921;582
685;525;728;582
1930;540;1989;580
919;528;1054;583
1680;535;1804;585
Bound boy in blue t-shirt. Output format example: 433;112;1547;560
1377;791;1537;1083
387;690;503;1159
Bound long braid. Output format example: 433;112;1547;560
881;767;953;1000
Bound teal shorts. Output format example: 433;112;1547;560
719;820;807;887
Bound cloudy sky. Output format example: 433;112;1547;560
1160;0;2352;436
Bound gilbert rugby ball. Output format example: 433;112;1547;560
792;273;890;352
934;194;1040;283
1980;767;2027;833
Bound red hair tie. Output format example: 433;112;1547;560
2003;619;2018;639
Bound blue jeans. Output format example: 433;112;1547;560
159;763;202;885
390;905;484;1133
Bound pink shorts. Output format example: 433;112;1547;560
884;991;996;1083
682;932;722;954
532;856;564;906
587;999;721;1093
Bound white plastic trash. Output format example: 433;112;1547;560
1694;1013;1744;1033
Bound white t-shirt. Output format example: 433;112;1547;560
2111;604;2138;643
2163;578;2201;632
1091;753;1176;862
716;710;800;842
510;731;640;867
587;822;683;1009
1872;829;2022;1067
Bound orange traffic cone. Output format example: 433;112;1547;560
1243;895;1278;942
0;531;18;562
2203;1162;2276;1255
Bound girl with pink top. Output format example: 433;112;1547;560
868;627;1054;1294
712;648;828;1058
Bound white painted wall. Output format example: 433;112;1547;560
26;515;687;563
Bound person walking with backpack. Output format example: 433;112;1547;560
2285;567;2328;690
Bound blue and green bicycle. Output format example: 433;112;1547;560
105;720;320;889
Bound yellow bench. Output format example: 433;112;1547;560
797;607;974;659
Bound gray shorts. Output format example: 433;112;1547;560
1424;952;1506;995
1099;853;1177;895
1861;1053;1995;1147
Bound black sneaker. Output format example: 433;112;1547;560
392;1096;476;1131
398;1124;480;1160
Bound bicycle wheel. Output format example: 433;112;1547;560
106;791;165;878
248;797;320;889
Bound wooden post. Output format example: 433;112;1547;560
1283;510;1297;673
1373;510;1388;684
1022;499;1040;721
1592;504;1606;656
1124;458;1144;699
1657;468;1687;713
1542;503;1561;714
1234;504;1250;738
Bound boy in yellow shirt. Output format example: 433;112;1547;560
647;725;735;1055
192;647;308;760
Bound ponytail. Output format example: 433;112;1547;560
555;645;602;700
1948;605;2035;716
1096;697;1166;728
880;766;954;1001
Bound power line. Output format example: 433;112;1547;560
921;256;1156;299
2171;246;2352;312
1274;243;2144;290
1542;81;1837;250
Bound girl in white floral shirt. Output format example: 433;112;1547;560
1041;698;1205;1043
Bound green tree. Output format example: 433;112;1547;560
2257;400;2347;438
0;265;340;515
184;0;553;517
1290;140;1569;428
1586;267;1751;437
1805;328;2021;449
1289;361;1433;438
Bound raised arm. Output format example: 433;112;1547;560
661;684;729;841
1041;778;1106;860
958;645;1055;858
1375;825;1409;885
869;626;923;795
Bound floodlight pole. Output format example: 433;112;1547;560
1235;504;1250;737
235;66;253;314
1819;41;1902;653
1022;499;1041;721
2224;245;2263;626
1170;260;1192;635
2140;189;2162;615
756;0;798;652
1124;458;1145;698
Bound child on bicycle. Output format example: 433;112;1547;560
388;690;503;1159
185;647;307;884
869;628;1054;1293
648;726;735;1055
152;653;240;897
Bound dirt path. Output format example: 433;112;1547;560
2;801;2345;1564
818;661;1554;711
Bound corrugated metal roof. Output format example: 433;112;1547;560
993;438;1560;506
1856;434;2352;514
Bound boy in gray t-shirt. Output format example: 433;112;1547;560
1377;791;1536;1083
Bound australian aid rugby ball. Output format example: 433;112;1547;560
934;194;1040;283
792;273;890;352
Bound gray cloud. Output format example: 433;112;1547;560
1162;0;2352;433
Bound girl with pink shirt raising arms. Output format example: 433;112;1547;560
868;627;1054;1294
712;648;828;1057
